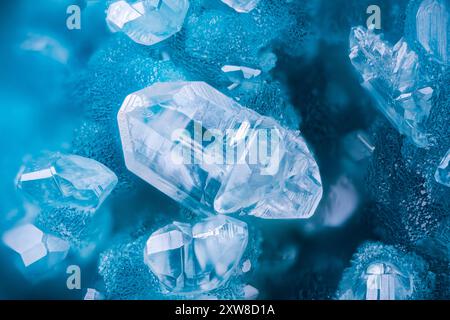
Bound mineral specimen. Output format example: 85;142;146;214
117;81;322;219
2;224;70;275
435;149;450;187
143;215;248;294
106;0;190;46
16;153;118;210
349;26;434;147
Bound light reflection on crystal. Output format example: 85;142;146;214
435;149;450;187
220;0;260;13
143;215;248;294
416;0;449;64
106;0;190;46
16;153;118;210
118;81;322;219
2;224;70;275
349;26;434;147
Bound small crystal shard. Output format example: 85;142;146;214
364;263;409;300
106;0;190;46
349;26;434;147
221;0;260;13
435;149;450;187
221;65;261;90
2;224;69;272
16;153;118;210
118;81;322;219
243;284;259;300
143;215;248;294
84;288;105;300
416;0;449;64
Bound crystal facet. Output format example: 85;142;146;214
364;263;409;300
220;0;260;13
2;224;69;273
16;153;118;210
349;26;434;147
106;0;190;46
143;215;248;294
435;149;450;187
221;65;262;90
416;0;449;64
118;81;322;219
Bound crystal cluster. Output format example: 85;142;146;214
349;26;434;147
415;0;449;64
2;224;70;276
16;153;118;210
118;81;322;219
220;0;261;13
106;0;190;46
144;215;248;294
435;149;450;187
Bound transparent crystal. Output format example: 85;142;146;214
2;224;70;273
221;65;261;90
143;215;248;294
16;153;118;210
435;149;450;187
220;0;260;13
243;284;259;300
416;0;449;64
106;0;189;46
364;263;410;300
349;26;434;147
118;81;322;219
84;288;104;300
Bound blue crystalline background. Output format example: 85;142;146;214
0;0;448;299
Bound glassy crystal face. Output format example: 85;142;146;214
16;153;118;210
84;288;104;300
2;224;70;274
143;216;248;294
416;0;449;64
221;65;261;90
118;81;322;219
363;263;412;300
349;26;434;147
106;0;190;46
435;149;450;187
221;0;260;13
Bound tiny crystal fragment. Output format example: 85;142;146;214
220;0;260;13
106;0;190;46
435;149;450;187
143;215;248;294
416;0;449;64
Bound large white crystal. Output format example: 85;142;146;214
118;81;322;219
106;0;190;46
416;0;449;64
349;26;434;147
143;215;248;294
16;153;118;210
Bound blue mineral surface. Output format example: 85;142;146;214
0;0;448;300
